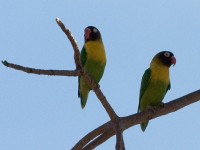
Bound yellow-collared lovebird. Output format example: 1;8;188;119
78;26;106;108
138;51;176;131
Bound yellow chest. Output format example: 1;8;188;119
85;40;106;64
150;66;170;84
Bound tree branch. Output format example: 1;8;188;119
121;89;200;131
73;89;200;149
115;119;125;150
2;60;80;76
72;122;112;150
115;131;125;150
56;18;82;70
83;130;115;150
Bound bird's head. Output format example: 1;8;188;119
152;51;176;67
84;26;101;42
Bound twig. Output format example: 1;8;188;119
56;18;81;70
2;60;80;76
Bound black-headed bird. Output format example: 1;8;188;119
78;26;106;108
138;51;176;131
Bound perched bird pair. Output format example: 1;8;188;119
78;26;176;132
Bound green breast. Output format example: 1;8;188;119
140;80;169;111
84;59;106;83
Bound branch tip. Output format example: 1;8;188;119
2;60;8;66
56;18;60;22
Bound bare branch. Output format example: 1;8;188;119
73;89;200;149
83;130;115;150
2;60;80;76
83;73;118;120
115;131;125;150
2;67;117;121
56;18;82;70
121;89;200;131
72;122;112;150
115;119;125;150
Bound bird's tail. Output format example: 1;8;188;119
141;121;149;132
78;88;90;109
78;77;90;109
80;94;89;109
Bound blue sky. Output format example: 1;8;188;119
1;0;200;149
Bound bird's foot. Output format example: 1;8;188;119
147;105;157;114
158;102;165;108
97;83;100;88
146;103;165;114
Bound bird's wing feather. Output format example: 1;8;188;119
78;46;87;97
80;46;87;67
138;68;151;112
166;81;171;93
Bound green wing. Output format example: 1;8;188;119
78;46;87;97
138;68;151;113
165;81;171;95
167;81;171;91
80;46;87;67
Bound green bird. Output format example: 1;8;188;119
138;51;176;131
78;26;106;108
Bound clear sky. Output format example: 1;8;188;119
1;0;200;149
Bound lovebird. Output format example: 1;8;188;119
138;51;176;131
78;26;106;108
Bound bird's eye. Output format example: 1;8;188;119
164;52;170;57
93;28;98;33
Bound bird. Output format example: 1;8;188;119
138;51;176;131
78;26;106;108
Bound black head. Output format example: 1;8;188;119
84;26;101;42
154;51;176;67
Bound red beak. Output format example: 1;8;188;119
171;56;176;66
84;28;91;41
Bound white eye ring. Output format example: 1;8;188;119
93;28;98;33
164;52;170;57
